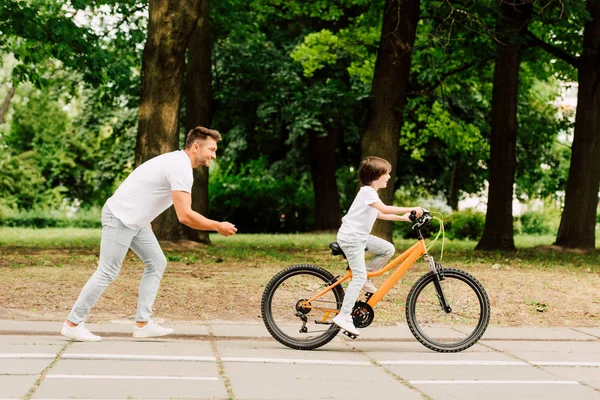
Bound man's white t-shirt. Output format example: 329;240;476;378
337;185;381;243
105;150;193;230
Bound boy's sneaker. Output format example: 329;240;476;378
133;320;174;338
362;279;377;293
61;322;102;342
332;313;360;336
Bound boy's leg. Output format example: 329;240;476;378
67;207;137;325
130;225;168;323
366;235;395;272
338;241;367;315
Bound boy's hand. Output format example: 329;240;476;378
413;207;424;217
400;212;412;222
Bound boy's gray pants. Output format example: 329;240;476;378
337;235;395;315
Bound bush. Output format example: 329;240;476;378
519;210;560;235
209;159;315;233
0;208;101;228
445;209;485;240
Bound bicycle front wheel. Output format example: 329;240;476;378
261;264;344;350
406;268;490;352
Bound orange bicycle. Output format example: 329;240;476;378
261;210;490;352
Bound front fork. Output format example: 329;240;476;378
424;255;452;314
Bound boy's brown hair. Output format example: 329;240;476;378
185;126;222;149
359;156;392;185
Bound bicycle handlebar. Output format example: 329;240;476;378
409;208;432;229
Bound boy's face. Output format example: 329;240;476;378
372;171;391;190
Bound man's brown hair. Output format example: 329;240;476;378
358;156;392;185
185;126;222;149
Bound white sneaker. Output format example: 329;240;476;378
133;320;174;338
332;313;360;336
362;279;377;293
61;322;102;342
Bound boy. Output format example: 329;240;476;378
332;156;422;336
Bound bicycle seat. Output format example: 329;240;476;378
329;242;346;258
329;242;368;259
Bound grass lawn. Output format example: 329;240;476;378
0;227;598;327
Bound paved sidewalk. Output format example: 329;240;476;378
0;319;598;341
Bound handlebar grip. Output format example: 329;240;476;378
409;210;417;222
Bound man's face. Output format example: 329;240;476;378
191;138;217;168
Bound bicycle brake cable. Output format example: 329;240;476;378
425;213;445;261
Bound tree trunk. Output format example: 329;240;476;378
448;161;459;211
0;86;15;124
475;1;532;251
361;0;420;242
309;126;341;231
555;0;600;249
135;0;202;241
182;0;212;244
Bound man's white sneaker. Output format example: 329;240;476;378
133;320;174;338
362;279;377;293
61;322;102;342
332;313;360;336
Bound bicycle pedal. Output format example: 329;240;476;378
342;331;358;340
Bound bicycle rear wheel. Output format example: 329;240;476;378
261;264;344;350
406;268;490;352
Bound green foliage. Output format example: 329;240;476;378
0;208;101;228
445;209;486;240
519;208;561;235
208;158;315;233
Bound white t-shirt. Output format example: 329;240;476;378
106;150;193;229
337;185;381;243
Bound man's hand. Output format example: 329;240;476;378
217;221;237;237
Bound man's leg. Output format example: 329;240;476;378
63;207;137;340
130;226;172;337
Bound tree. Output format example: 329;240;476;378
476;0;533;251
555;0;600;249
361;0;420;241
182;0;213;243
136;0;202;240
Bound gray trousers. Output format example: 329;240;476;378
67;205;168;324
337;235;395;315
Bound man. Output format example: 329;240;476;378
61;126;237;342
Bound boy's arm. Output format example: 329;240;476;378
377;212;412;222
371;201;423;219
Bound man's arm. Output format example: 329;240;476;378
172;191;237;237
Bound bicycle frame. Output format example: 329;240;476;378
306;238;429;313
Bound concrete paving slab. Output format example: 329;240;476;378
357;323;417;340
0;335;64;346
385;364;558;381
480;327;597;341
576;327;600;339
223;362;422;400
210;322;272;338
33;376;227;399
64;338;214;357
349;340;494;355
413;381;600;400
484;340;600;356
0;375;38;398
364;346;515;363
215;339;367;363
49;359;219;377
0;359;53;374
542;366;600;390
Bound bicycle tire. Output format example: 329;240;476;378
261;264;344;350
406;268;490;352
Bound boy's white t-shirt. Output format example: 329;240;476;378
337;185;381;243
105;150;193;230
